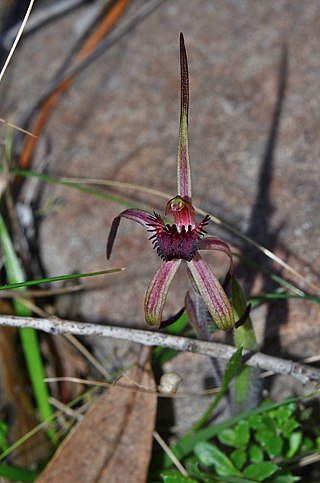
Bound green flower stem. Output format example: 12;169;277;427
192;348;243;431
232;277;260;413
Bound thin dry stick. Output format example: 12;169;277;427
296;452;320;468
153;431;189;478
44;376;220;398
49;397;83;421
0;314;319;385
1;0;87;49
0;0;36;84
0;118;38;138
0;1;38;139
18;298;111;379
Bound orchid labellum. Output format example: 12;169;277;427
107;34;249;330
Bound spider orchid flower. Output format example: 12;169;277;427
107;34;248;330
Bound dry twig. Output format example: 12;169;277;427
0;314;319;386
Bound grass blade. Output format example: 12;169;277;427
0;213;55;439
0;463;39;482
0;268;124;292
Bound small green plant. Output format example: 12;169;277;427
160;401;320;482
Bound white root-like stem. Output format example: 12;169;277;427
0;314;319;386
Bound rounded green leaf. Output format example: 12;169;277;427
279;417;300;438
249;414;271;431
243;462;278;481
194;442;241;477
303;436;315;450
271;406;296;424
249;443;264;464
255;430;283;458
218;428;236;447
230;448;247;470
234;420;251;447
287;431;302;458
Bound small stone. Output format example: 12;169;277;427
158;372;183;394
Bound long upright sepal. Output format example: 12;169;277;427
177;33;192;200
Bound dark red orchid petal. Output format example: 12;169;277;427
144;259;181;327
106;208;154;259
148;209;208;262
197;235;234;291
187;252;235;330
151;224;199;262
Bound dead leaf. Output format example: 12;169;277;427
37;347;157;483
0;327;52;467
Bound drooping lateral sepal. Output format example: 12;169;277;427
187;252;235;330
197;236;234;290
107;208;154;259
144;259;182;327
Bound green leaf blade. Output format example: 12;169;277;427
194;442;242;477
243;461;278;481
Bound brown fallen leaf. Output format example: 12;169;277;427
0;326;52;467
37;347;157;483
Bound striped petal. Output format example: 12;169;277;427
187;253;235;330
107;209;153;259
177;33;192;200
197;236;234;289
144;259;182;327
